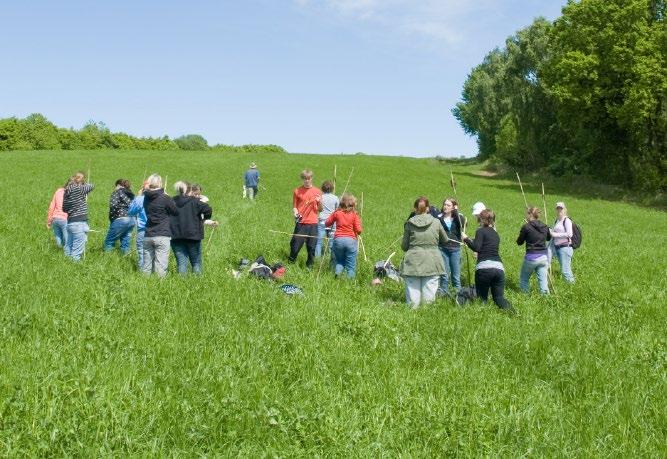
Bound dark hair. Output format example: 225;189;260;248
479;209;495;227
321;180;334;193
413;196;430;215
527;206;540;220
115;179;131;190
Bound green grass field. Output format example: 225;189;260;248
1;150;665;456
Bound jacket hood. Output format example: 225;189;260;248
408;213;436;228
173;194;196;208
529;220;549;232
144;188;164;199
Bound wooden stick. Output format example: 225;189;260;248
450;168;457;196
164;175;168;192
541;182;557;295
341;168;354;195
516;171;529;208
333;164;337;193
269;229;320;239
205;226;217;252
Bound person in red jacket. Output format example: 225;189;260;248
325;193;363;278
288;169;322;268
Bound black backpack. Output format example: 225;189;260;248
555;217;582;249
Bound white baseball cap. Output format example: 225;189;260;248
555;201;565;209
472;201;486;216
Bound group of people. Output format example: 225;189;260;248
47;172;218;277
47;166;577;310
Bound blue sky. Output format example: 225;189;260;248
1;0;567;157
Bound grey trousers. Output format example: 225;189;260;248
142;236;171;277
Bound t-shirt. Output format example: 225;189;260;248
325;210;362;239
244;169;260;187
319;193;339;221
292;186;321;224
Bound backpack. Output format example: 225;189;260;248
455;286;477;306
555;217;582;249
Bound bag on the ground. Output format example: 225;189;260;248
456;286;477;306
280;284;303;295
374;260;402;282
555;217;582;249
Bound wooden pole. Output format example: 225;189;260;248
541;182;557;295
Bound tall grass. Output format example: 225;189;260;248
0;150;665;455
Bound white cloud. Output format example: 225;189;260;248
294;0;495;47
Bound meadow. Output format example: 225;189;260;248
1;150;665;456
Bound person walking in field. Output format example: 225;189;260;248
103;179;135;255
400;196;449;308
142;174;178;277
462;209;513;311
517;206;551;294
244;162;260;200
169;181;215;275
550;201;575;284
288;169;322;268
62;171;94;261
325;193;362;278
437;197;466;296
128;181;149;269
46;177;72;249
315;180;339;258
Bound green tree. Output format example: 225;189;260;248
174;134;209;151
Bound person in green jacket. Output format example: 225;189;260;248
400;196;449;308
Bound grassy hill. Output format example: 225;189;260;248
1;150;665;455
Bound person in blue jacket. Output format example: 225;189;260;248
244;162;260;199
128;181;148;269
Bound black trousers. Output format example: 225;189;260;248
475;268;511;309
289;223;318;267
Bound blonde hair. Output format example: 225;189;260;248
300;169;314;180
339;193;357;212
147;173;162;190
526;206;541;220
173;180;189;195
72;171;86;185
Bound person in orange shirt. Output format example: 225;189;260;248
47;177;72;249
325;193;363;278
288;169;322;268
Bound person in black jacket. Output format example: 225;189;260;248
517;206;552;294
170;181;216;275
103;179;135;254
141;174;178;277
462;209;512;310
436;197;467;296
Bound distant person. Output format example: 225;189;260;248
437;197;466;296
400;196;449;308
142;174;178;277
550;201;575;284
103;179;135;255
325;193;362;278
288;169;322;268
47;177;72;249
244;162;260;200
315;180;339;258
128;181;149;270
462;209;513;311
62;171;94;261
517;206;551;294
170;181;216;275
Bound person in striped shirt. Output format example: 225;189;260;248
62;172;94;261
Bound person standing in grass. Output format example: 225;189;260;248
103;179;135;255
170;181;214;275
437;197;466;297
325;193;362;278
142;174;178;277
128;181;148;270
517;206;551;294
46;177;72;249
244;162;260;200
62;172;94;261
462;209;513;311
315;180;339;258
550;201;575;284
400;196;449;308
288;169;322;268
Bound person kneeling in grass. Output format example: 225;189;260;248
517;206;551;294
325;193;362;278
400;196;449;308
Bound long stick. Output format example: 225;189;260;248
269;229;320;239
516;172;529;209
450;168;457;196
449;169;473;287
341;168;354;195
333;164;337;193
541;182;557;295
205;226;217;252
164;175;168;192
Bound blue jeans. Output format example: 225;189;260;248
315;220;334;257
136;229;145;269
554;245;575;283
171;239;203;275
65;221;89;261
51;218;68;248
519;255;549;294
332;237;358;278
438;247;461;293
103;217;135;254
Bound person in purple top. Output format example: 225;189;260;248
517;206;552;294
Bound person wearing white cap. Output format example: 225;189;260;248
244;162;260;200
550;201;575;283
471;201;486;217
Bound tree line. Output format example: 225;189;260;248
453;0;665;193
0;113;287;155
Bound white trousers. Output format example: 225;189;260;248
404;275;440;308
